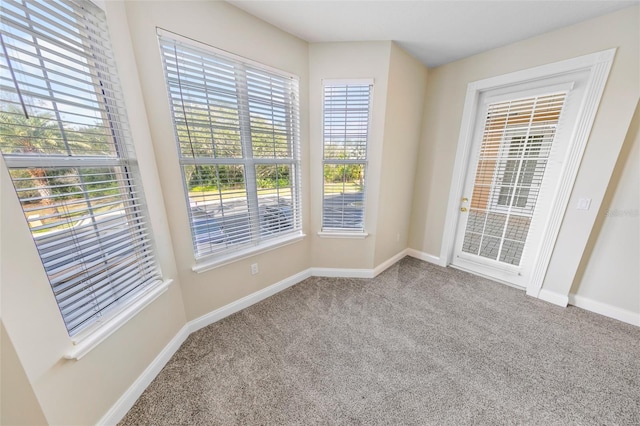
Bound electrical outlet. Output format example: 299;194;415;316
396;233;400;243
251;263;259;275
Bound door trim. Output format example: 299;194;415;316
440;49;616;298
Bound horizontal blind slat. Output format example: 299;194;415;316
322;83;371;231
160;31;301;259
1;0;160;336
54;256;158;301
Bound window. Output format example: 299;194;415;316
0;0;161;336
464;92;566;266
158;31;302;261
322;80;372;232
496;135;544;210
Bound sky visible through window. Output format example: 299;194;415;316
1;0;110;143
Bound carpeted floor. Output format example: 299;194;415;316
120;257;640;425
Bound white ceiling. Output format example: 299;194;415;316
227;0;637;67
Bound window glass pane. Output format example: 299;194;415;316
323;84;370;161
160;33;301;259
322;163;365;230
256;164;295;236
0;0;159;336
0;92;120;158
13;167;156;333
162;44;244;159
185;164;251;255
322;82;371;231
247;70;292;159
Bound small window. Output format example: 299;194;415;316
0;0;161;335
158;31;302;261
322;80;372;232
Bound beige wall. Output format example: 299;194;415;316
2;2;638;425
374;44;428;266
0;1;189;424
0;322;48;425
123;0;311;321
308;41;427;269
309;42;391;269
540;9;639;300
570;102;640;314
409;7;639;310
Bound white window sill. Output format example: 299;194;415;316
64;278;173;361
192;232;306;274
317;231;369;239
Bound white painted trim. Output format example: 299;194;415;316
569;294;640;327
97;324;190;426
529;50;615;297
322;78;374;86
188;269;312;333
439;49;616;299
156;28;298;81
309;267;374;279
537;288;569;307
450;263;525;291
88;0;106;12
483;82;575;105
97;254;639;425
100;270;312;425
310;250;414;279
65;279;173;360
372;249;409;277
440;82;480;267
317;231;369;239
406;249;447;267
98;251;433;424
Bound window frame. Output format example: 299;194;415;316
320;79;373;236
0;0;166;348
157;29;304;271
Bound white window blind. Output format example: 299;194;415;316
322;81;372;231
463;92;567;266
158;31;301;259
0;0;161;336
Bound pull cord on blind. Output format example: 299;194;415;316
158;31;302;260
0;0;161;336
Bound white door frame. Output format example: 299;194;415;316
440;49;615;299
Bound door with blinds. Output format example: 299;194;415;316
451;86;571;288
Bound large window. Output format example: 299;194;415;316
0;0;161;335
322;80;372;232
158;31;301;261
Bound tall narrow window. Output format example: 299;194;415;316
158;31;302;261
0;0;161;335
322;80;372;232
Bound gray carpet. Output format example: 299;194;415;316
120;257;640;425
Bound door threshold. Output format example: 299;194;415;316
448;264;526;291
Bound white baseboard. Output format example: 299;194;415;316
97;325;190;426
100;269;312;425
309;267;374;278
406;249;447;267
568;294;640;327
100;255;640;426
310;250;412;279
100;251;417;424
537;288;569;307
373;249;409;277
188;269;313;333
